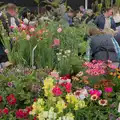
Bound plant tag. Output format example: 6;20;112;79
118;103;120;112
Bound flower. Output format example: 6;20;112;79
76;71;83;77
56;100;66;113
52;86;62;96
64;82;72;93
74;89;88;100
21;24;27;30
4;49;9;54
26;35;31;40
2;108;9;115
30;28;35;32
104;87;113;93
98;99;108;106
57;27;62;33
10;25;15;29
43;77;54;97
6;94;16;105
91;94;98;101
50;70;59;80
53;38;60;46
16;109;25;119
89;89;102;97
0;96;2;102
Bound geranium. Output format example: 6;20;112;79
104;87;113;93
6;94;16;105
52;86;62;96
0;96;2;102
98;99;108;106
64;82;72;93
16;109;25;119
2;108;9;115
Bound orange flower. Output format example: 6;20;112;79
118;76;120;79
98;99;107;106
91;94;98;101
83;79;89;85
94;84;100;89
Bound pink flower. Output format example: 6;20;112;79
104;87;113;93
10;26;14;29
53;39;60;46
52;86;62;96
89;89;102;97
57;28;62;33
21;24;27;30
50;71;59;80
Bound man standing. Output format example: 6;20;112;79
94;8;116;30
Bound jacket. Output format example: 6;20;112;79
94;14;116;30
89;34;118;62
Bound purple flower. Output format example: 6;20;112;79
8;82;14;87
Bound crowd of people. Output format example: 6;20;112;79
1;3;120;68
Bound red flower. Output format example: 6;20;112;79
6;94;16;105
61;74;70;80
0;96;2;102
3;108;9;115
64;83;72;93
52;86;62;96
16;109;25;119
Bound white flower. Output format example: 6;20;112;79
63;55;67;58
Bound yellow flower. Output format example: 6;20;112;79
30;99;45;115
56;99;66;113
74;100;86;110
43;77;54;97
66;94;78;104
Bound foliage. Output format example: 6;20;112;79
1;21;87;75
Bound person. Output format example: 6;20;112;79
113;6;120;31
94;8;116;30
79;6;86;14
0;3;20;33
63;9;74;26
87;27;118;65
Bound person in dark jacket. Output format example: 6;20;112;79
87;27;118;62
94;8;116;30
